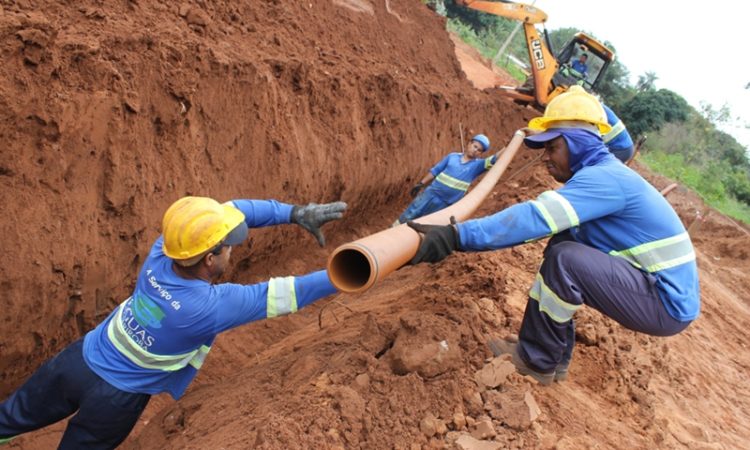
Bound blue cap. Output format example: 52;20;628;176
223;221;249;246
523;130;565;149
471;134;490;152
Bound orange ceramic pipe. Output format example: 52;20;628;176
328;132;526;293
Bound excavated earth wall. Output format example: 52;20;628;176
0;0;525;393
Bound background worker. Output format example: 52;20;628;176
0;196;347;449
395;134;500;225
406;86;699;385
601;103;635;163
570;53;589;79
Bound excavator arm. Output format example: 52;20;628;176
456;0;547;24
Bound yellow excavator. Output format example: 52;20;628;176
456;0;615;111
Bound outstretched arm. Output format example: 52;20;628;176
229;198;347;247
212;269;337;332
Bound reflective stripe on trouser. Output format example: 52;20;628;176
107;301;211;371
398;190;451;223
518;238;691;373
0;339;150;449
267;276;298;318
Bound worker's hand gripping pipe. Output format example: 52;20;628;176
327;131;526;293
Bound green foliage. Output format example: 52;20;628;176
711;196;750;225
641;152;724;202
724;169;750;204
643;120;750;222
620;89;690;137
547;27;577;55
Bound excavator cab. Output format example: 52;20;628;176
455;1;615;110
553;32;615;93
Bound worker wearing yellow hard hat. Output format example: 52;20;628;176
162;196;248;262
408;85;699;385
0;195;347;447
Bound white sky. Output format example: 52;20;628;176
532;0;750;150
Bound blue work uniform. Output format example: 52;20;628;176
601;104;635;163
457;129;699;373
399;152;496;223
571;59;588;77
0;199;337;449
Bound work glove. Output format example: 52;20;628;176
290;201;347;247
407;219;460;264
410;182;425;198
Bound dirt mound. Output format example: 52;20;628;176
2;1;750;449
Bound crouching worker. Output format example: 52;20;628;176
395;134;501;225
407;86;699;385
0;196;347;449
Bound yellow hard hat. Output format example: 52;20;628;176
528;85;612;134
162;196;247;264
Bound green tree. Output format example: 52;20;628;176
620;89;690;137
636;71;658;92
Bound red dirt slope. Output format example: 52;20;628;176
1;1;749;449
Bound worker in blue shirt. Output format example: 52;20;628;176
601;103;635;163
396;134;500;225
0;196;346;448
570;53;589;79
407;86;699;385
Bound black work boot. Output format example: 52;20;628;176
554;362;569;382
487;339;554;386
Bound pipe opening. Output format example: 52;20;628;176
328;248;373;292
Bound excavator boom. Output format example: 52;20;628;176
458;0;547;24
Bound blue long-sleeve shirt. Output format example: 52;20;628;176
83;199;336;399
458;156;700;322
426;153;497;204
602;104;634;151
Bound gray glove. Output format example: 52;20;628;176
290;201;347;246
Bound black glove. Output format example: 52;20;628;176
410;182;425;198
407;220;460;264
290;201;347;247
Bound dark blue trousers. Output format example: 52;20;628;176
518;234;691;373
398;189;451;223
0;339;150;449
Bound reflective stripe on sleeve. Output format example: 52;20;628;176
528;272;581;323
609;232;695;272
106;300;207;371
188;345;211;370
603;120;626;143
267;276;298;318
530;190;580;234
435;173;470;191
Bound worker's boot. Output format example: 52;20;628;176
487;339;554;386
554;362;569;382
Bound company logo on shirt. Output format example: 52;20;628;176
121;296;160;349
132;293;166;329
